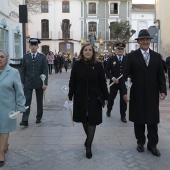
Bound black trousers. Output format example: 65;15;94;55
48;64;53;74
54;63;59;73
107;85;126;118
134;123;158;148
22;88;43;121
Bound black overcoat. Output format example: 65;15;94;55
122;49;167;124
68;60;109;125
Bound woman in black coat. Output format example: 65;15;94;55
68;44;109;159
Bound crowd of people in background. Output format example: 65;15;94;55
44;51;80;74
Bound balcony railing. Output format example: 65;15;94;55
37;31;52;39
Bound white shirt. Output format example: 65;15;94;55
117;55;123;62
31;52;38;59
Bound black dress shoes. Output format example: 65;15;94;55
121;117;127;123
0;161;5;167
147;147;161;157
36;119;41;124
86;148;92;159
106;111;111;117
20;121;28;126
137;144;144;152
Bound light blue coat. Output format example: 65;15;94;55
0;64;26;133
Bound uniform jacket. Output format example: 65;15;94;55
20;52;48;89
105;55;127;86
0;64;26;133
122;48;167;124
68;60;109;125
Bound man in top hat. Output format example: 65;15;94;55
20;38;48;126
105;42;127;123
122;29;167;156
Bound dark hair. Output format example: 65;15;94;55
78;44;97;63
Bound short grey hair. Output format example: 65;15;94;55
0;49;9;57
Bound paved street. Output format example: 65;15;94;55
2;68;170;170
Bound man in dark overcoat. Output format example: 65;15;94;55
105;43;127;123
20;38;48;126
122;29;167;157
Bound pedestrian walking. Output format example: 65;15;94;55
20;38;48;126
122;29;167;157
54;53;59;73
47;51;54;74
58;52;63;73
0;50;26;167
68;44;109;159
63;53;69;72
105;42;127;123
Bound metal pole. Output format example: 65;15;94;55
22;23;26;55
158;29;160;53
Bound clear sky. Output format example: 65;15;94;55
132;0;155;4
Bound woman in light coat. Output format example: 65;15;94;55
46;51;54;74
0;50;26;167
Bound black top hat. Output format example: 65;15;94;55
115;42;126;48
28;38;41;45
135;29;153;40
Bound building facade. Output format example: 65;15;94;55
155;0;170;57
0;0;22;59
129;4;155;52
27;0;132;56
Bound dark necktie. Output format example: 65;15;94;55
32;54;35;60
119;57;121;63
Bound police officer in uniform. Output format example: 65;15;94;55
105;42;127;123
20;38;48;126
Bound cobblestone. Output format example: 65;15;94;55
2;69;170;170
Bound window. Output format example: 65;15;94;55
109;22;116;39
88;22;97;32
14;33;20;58
0;28;8;51
61;19;71;39
110;3;118;14
41;19;49;38
89;3;96;14
42;45;49;55
41;1;48;13
62;1;69;13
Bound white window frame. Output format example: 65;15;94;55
86;1;99;16
108;1;120;16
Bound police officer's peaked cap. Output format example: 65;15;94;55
28;38;41;45
115;42;126;48
135;29;153;40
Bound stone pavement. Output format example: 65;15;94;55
2;69;170;170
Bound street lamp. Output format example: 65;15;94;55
154;19;160;53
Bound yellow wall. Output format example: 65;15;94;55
155;0;170;57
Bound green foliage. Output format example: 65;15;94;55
109;20;136;44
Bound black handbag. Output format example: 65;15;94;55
98;94;105;108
